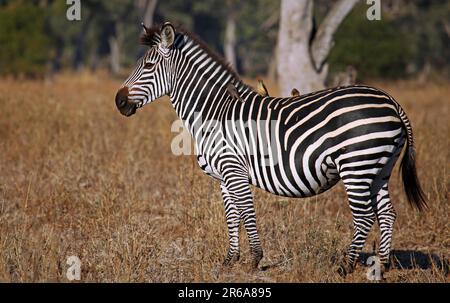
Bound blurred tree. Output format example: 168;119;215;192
46;0;110;72
157;0;278;76
138;0;158;26
276;0;357;95
73;7;95;71
102;0;135;75
158;0;225;64
224;0;239;70
328;0;450;81
409;0;450;79
236;0;279;77
0;1;51;77
0;0;448;81
328;2;413;80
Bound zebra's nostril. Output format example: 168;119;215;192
115;87;129;109
115;87;137;117
119;97;126;107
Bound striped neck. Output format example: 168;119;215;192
168;37;253;127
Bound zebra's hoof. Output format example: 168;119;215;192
337;262;354;277
222;251;240;267
250;249;264;270
380;262;390;275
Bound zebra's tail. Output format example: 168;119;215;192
396;104;428;211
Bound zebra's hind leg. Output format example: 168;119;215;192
339;182;376;276
374;183;396;272
220;182;241;267
370;139;404;274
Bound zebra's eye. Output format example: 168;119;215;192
144;62;154;69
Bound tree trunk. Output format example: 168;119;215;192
138;0;158;25
73;11;94;71
267;47;278;83
224;11;237;71
89;44;99;72
109;22;123;75
277;0;319;95
276;0;357;95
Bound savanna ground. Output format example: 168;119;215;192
0;73;448;282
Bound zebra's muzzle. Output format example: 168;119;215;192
115;87;137;117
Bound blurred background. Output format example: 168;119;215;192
0;0;449;87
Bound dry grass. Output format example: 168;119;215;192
0;72;448;282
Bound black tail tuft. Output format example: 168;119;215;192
400;145;427;211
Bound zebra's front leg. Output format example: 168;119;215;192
220;183;241;267
240;198;263;269
222;175;263;270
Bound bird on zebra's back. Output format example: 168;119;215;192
255;79;270;97
254;79;300;98
115;22;428;278
291;88;300;97
226;82;244;103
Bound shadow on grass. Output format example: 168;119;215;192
359;250;449;274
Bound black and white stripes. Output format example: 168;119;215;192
116;23;427;274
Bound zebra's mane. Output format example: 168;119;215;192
140;24;246;89
140;24;162;46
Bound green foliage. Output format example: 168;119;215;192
329;1;450;80
409;0;450;74
236;0;279;76
328;3;413;80
0;2;52;77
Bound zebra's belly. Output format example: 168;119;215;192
250;175;340;198
248;155;340;198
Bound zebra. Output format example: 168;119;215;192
115;22;427;275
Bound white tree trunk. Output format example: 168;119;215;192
139;0;158;26
224;12;237;70
277;0;357;95
109;22;123;75
277;0;321;95
310;0;358;71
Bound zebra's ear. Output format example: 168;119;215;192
141;22;150;35
160;22;175;49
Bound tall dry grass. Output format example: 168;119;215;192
0;73;448;282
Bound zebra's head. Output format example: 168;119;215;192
115;22;180;117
